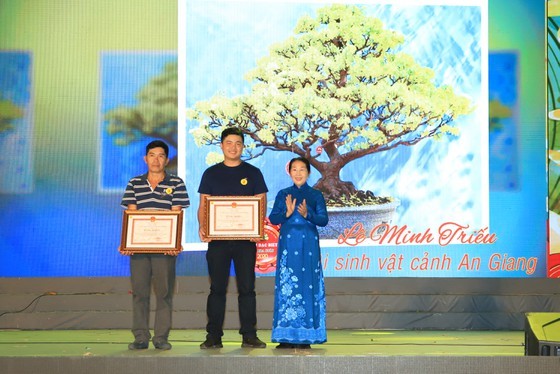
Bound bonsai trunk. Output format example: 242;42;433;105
313;169;357;203
312;161;391;207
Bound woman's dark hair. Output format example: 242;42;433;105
289;157;311;173
146;140;169;157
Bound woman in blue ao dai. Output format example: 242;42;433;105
268;157;329;349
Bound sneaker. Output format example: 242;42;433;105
200;337;223;349
241;336;267;348
153;340;172;350
128;340;149;350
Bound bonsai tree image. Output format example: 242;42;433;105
188;4;473;206
0;98;23;133
104;61;179;169
489;98;512;133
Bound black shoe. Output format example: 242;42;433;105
128;340;149;350
153;340;172;350
294;344;311;349
200;337;223;349
276;343;294;349
241;336;267;348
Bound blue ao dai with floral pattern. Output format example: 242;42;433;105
269;182;329;344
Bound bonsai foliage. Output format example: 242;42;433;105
188;4;473;205
0;98;23;133
105;62;178;167
489;98;512;132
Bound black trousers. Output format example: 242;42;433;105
205;240;257;339
130;254;176;342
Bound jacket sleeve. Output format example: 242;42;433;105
268;190;288;225
306;190;329;227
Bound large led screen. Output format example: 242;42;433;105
0;0;547;277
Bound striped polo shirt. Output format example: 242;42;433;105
121;173;190;210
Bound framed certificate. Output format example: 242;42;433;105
203;195;265;240
119;210;183;254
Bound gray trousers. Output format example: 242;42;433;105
130;254;176;342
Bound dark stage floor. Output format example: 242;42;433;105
0;329;524;357
0;330;524;357
2;329;560;374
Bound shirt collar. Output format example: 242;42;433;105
140;172;169;182
292;182;309;190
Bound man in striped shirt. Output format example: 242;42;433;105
121;140;189;350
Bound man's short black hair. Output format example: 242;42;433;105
220;127;244;144
146;140;169;157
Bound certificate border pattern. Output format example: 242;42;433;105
203;195;265;240
119;210;184;254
